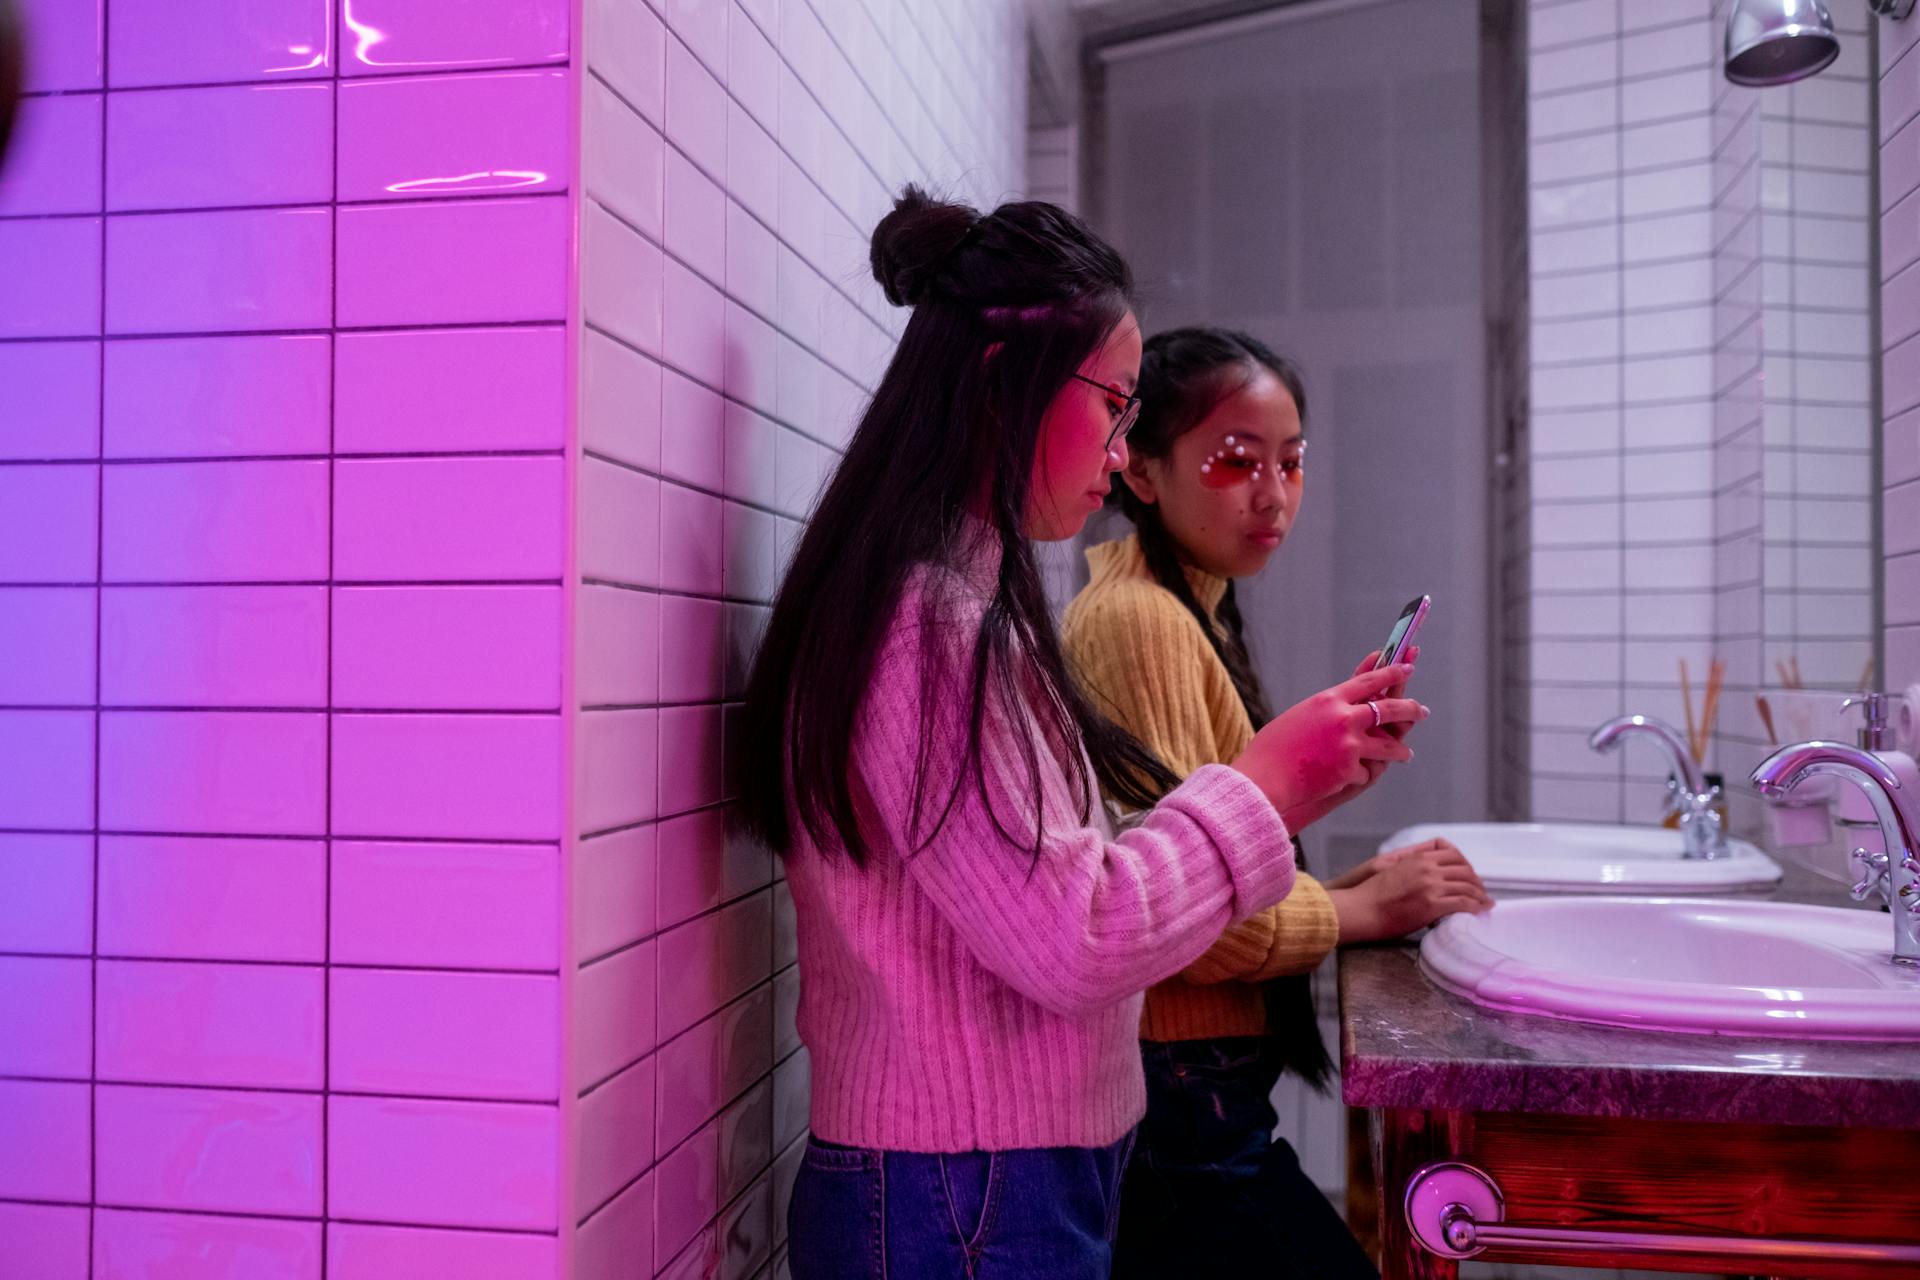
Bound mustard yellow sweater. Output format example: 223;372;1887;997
1062;535;1340;1042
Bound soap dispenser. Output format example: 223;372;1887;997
1833;693;1920;859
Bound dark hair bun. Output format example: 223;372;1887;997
869;185;979;307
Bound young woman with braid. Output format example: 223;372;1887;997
1062;327;1490;1277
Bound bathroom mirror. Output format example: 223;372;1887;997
1083;0;1887;840
1520;0;1887;833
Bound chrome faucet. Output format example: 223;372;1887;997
1587;715;1728;859
1752;741;1920;967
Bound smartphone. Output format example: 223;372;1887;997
1374;595;1431;670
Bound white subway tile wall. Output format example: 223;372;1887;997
1883;9;1920;685
1525;0;1721;819
1520;0;1886;823
1708;0;1768;800
1751;0;1878;778
572;2;1032;1277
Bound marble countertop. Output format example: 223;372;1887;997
1338;871;1920;1130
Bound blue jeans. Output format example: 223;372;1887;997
787;1132;1136;1279
1113;1037;1378;1279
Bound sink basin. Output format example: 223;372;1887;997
1421;897;1920;1040
1384;822;1782;893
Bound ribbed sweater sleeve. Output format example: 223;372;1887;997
1177;875;1340;983
850;573;1296;1019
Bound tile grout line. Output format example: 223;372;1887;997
0;1193;565;1235
320;6;341;1262
1614;1;1628;824
0;187;573;222
88;0;109;1260
15;56;569;100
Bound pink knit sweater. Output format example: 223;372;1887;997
786;534;1296;1152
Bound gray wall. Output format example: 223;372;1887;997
1094;0;1494;865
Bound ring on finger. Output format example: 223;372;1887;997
1368;700;1383;728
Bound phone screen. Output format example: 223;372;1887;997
1374;596;1429;670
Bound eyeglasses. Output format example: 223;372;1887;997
1069;373;1141;452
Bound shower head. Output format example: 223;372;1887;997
1724;0;1841;87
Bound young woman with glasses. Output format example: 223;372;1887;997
737;192;1429;1278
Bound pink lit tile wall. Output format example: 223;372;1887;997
330;840;560;971
0;93;103;215
0;341;100;459
95;960;325;1088
329;969;560;1100
106;84;334;210
104;335;331;459
0;834;94;955
0;956;91;1077
97;835;325;962
336;70;569;202
14;0;103;94
0;1079;90;1201
0;712;91;829
327;1222;557;1280
105;208;333;334
335;197;570;327
0;0;574;1269
0;217;102;338
339;0;569;78
327;1095;559;1230
108;0;335;88
334;327;567;454
94;1209;320;1280
94;1084;323;1216
0;1201;90;1280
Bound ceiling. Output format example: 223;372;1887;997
1026;0;1306;126
1070;0;1308;44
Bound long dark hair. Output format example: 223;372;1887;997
737;187;1176;865
1120;326;1332;1088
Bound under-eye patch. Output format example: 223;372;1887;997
1198;436;1305;488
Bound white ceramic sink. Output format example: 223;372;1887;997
1421;896;1920;1041
1384;822;1782;894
